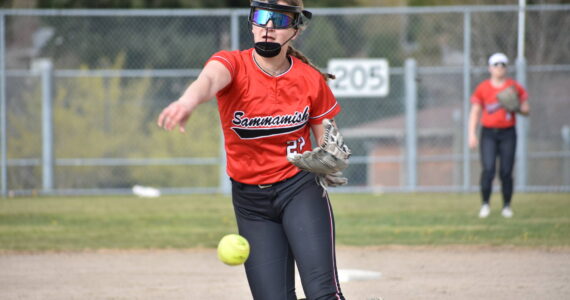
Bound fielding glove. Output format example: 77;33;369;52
287;119;351;175
497;86;520;113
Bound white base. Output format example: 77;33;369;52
338;269;382;283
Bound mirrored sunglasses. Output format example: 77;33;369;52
251;9;296;29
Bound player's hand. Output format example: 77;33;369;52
157;100;192;133
468;134;478;149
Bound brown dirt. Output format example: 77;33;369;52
1;246;569;300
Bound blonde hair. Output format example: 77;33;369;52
254;0;336;81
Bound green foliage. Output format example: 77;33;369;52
6;80;43;189
299;17;347;67
7;83;42;160
1;193;569;251
368;33;404;66
8;53;221;190
40;16;223;70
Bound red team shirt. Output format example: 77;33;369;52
207;49;341;185
471;78;528;129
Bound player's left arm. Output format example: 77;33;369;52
309;75;342;145
310;119;327;145
310;118;347;153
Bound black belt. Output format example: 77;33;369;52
231;171;303;190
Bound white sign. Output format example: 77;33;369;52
327;58;389;97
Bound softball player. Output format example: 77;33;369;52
468;53;529;219
158;1;347;299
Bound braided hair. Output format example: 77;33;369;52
287;46;336;81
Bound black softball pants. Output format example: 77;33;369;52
231;171;344;300
479;126;517;207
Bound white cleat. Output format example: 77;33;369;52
501;206;513;218
478;204;490;218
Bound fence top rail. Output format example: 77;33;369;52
5;64;569;78
0;4;568;17
311;4;569;15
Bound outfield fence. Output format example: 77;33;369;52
1;4;569;196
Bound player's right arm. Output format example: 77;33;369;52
468;103;482;149
157;60;231;132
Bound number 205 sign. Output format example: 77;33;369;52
327;58;389;97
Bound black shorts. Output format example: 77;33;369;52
231;171;344;300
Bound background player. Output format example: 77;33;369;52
157;0;348;299
468;52;529;219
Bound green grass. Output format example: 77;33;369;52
333;193;570;247
1;193;569;251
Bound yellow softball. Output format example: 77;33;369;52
217;234;250;266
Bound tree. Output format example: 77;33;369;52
8;53;221;190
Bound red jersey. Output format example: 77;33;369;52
207;49;341;185
471;78;528;128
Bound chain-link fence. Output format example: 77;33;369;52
1;5;569;196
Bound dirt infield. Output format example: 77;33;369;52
1;246;569;300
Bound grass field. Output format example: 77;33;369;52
1;193;569;251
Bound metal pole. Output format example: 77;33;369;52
517;0;526;60
404;58;417;190
217;11;241;195
452;109;462;187
34;59;55;192
516;0;528;191
365;142;375;189
231;10;240;51
562;126;570;186
462;11;472;192
0;13;6;197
